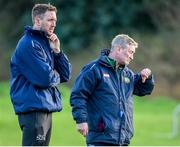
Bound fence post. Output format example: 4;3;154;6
170;104;180;138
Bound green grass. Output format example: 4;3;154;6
131;97;180;145
0;82;180;145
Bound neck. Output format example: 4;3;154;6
33;24;41;31
108;51;115;60
108;51;121;68
108;51;125;68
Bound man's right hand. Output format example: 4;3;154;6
76;122;88;137
48;33;60;53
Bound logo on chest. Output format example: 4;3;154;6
123;76;130;84
103;73;110;78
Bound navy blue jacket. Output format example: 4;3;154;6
70;49;154;145
10;26;71;114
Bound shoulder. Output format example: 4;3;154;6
18;33;44;51
81;59;98;72
79;59;101;77
16;34;45;60
16;34;33;51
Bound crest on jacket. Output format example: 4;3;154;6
123;76;130;84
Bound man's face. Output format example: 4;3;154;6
116;45;136;65
39;10;57;36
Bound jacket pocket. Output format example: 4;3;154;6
88;114;105;132
97;117;105;132
102;116;120;133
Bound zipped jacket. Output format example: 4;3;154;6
10;26;71;114
70;49;154;145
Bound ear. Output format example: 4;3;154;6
116;46;121;52
34;17;42;27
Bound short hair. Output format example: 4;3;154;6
111;34;138;50
32;3;57;24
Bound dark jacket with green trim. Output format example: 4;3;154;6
70;49;154;145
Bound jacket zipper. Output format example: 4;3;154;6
115;69;123;145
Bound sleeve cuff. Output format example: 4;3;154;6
76;118;87;124
53;50;64;57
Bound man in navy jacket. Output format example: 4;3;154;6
10;3;71;146
70;34;154;146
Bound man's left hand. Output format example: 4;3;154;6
140;68;151;83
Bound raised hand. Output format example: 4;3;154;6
140;68;151;83
48;33;60;53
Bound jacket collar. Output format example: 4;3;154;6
24;26;48;38
98;49;126;70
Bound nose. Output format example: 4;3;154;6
52;21;56;27
130;54;134;60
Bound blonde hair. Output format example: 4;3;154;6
111;34;138;50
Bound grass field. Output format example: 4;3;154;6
0;82;180;145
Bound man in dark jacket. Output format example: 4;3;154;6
70;34;154;146
10;3;71;146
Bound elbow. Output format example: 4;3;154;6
38;71;60;87
60;74;71;83
137;84;154;96
60;66;72;83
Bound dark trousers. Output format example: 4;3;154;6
18;111;52;146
